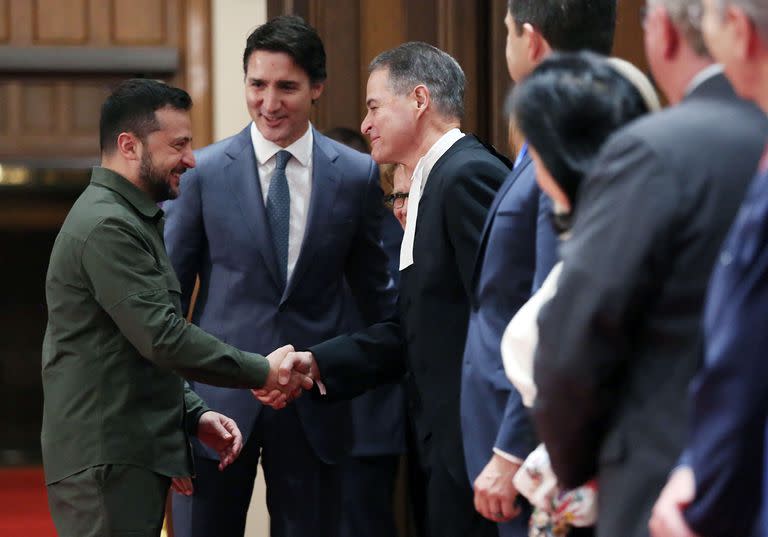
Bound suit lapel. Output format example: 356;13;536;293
282;130;342;304
224;126;283;289
470;153;533;292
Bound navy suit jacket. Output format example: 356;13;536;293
460;152;558;484
683;169;768;537
163;125;396;464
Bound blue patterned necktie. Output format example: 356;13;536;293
267;150;292;286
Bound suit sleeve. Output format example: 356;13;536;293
494;389;538;459
444;158;506;295
163;167;206;314
683;193;768;537
345;159;398;324
184;382;211;435
309;320;406;401
532;135;680;488
496;175;555;459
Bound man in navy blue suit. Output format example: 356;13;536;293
649;1;768;536
460;2;615;534
163;16;396;537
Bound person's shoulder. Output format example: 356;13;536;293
60;184;137;242
315;130;376;170
192;126;252;170
618;90;766;151
435;135;511;187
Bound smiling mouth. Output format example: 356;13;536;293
262;115;285;126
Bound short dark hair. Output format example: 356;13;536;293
99;78;192;154
508;0;617;54
513;51;650;204
242;15;327;84
324;126;370;154
369;42;465;120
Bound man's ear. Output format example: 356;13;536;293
116;132;141;162
525;23;551;64
730;6;758;60
413;84;430;116
310;82;325;104
660;10;681;60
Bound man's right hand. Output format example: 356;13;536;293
648;466;699;537
251;345;314;409
474;453;522;522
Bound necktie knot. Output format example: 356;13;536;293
275;150;292;172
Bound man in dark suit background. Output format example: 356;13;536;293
269;41;510;537
531;1;768;537
461;2;615;533
649;1;768;536
164;16;396;537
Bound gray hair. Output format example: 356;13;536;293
369;42;465;120
648;0;710;56
716;0;768;39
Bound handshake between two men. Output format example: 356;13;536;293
254;345;320;409
173;346;320;497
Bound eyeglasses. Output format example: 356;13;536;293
383;192;409;210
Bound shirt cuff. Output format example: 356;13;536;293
316;379;327;395
493;447;524;465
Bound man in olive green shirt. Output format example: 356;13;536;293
42;79;313;537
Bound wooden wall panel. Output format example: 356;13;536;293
490;0;513;154
0;0;209;159
358;0;405;125
0;0;9;43
33;0;89;44
21;83;56;133
111;0;167;44
8;0;33;44
436;0;486;137
309;0;361;131
613;0;648;72
183;0;213;148
0;84;7;133
71;83;109;134
87;0;111;45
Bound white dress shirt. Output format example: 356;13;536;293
250;122;313;282
399;128;465;270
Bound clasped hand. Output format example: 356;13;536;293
251;345;319;409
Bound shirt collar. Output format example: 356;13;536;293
250;121;313;167
413;128;464;190
90;166;162;219
684;64;724;97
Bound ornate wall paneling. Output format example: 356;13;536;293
0;0;213;159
